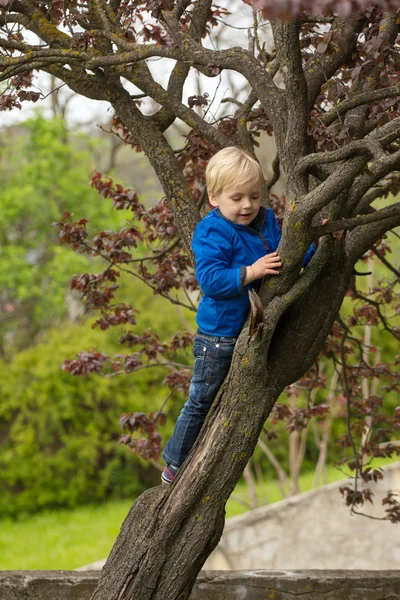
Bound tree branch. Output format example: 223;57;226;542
0;12;29;27
298;119;400;218
305;14;364;110
266;154;280;191
262;234;333;326
118;63;232;151
9;0;71;47
235;89;259;152
297;139;385;175
321;83;400;128
298;155;367;219
110;84;201;259
347;147;400;213
346;211;400;265
312;203;400;237
370;246;400;280
354;185;393;216
152;0;215;133
272;19;308;166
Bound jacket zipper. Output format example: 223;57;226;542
257;211;270;253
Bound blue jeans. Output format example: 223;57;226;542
162;330;237;467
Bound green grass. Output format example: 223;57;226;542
0;500;133;570
1;458;398;570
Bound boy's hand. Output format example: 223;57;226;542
245;252;282;285
321;218;344;239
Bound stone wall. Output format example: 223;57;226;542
1;570;400;600
204;462;400;571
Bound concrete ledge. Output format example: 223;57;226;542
204;462;400;571
1;570;400;600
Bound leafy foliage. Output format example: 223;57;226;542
0;280;195;517
0;115;126;353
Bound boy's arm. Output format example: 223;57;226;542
303;242;317;266
193;222;244;299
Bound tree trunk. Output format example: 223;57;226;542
91;329;280;600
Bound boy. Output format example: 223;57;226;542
161;147;316;484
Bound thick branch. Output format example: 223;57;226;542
235;89;259;152
152;0;215;132
298;155;367;219
299;119;400;218
9;0;71;47
118;64;231;150
0;47;82;71
0;12;29;27
346;212;400;265
312;203;400;237
267;244;349;392
347;147;400;213
297;140;385;175
43;63;118;102
110;84;200;258
263;237;332;327
266;154;280;191
321;83;400;128
272;19;308;167
305;14;364;110
354;185;393;216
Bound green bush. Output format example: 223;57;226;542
0;288;195;517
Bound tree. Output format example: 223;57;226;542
1;1;399;598
0;115;126;353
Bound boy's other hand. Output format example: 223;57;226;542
245;252;282;285
321;218;344;239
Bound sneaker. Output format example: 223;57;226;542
161;464;179;485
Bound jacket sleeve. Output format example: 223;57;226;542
269;209;316;266
269;209;282;250
303;242;317;266
192;220;244;299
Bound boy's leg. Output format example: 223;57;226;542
162;333;236;471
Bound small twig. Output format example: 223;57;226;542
339;322;362;481
104;361;192;378
350;508;392;521
155;387;180;418
370;246;400;280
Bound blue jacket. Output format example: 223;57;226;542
192;207;316;336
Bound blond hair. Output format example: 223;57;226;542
206;147;263;196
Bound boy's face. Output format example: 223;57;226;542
208;180;261;225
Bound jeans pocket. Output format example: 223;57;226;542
192;341;207;380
